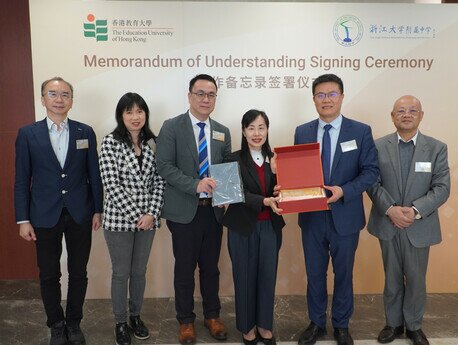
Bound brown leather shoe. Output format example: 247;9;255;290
179;323;196;345
204;318;227;340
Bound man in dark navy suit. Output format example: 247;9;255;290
14;77;103;345
294;74;379;345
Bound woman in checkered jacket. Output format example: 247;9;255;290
99;92;165;345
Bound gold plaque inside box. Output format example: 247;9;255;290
279;187;326;201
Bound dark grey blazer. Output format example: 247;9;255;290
367;131;450;248
156;112;231;224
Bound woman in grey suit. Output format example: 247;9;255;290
99;93;165;345
222;110;285;345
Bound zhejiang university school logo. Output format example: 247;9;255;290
83;14;108;41
333;15;363;47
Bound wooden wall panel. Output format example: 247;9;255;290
0;0;38;278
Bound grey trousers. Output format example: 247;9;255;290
104;229;155;323
380;229;429;331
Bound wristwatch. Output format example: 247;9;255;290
412;206;422;220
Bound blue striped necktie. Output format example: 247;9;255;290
322;124;332;185
197;122;209;178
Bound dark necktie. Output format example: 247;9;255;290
399;139;414;197
197;122;209;178
322;124;332;185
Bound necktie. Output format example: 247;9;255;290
399;140;414;197
197;122;209;178
321;124;332;185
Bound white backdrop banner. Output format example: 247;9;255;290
29;0;458;297
30;1;458;146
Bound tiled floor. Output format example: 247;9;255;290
1;280;457;345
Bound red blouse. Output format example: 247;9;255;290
254;162;271;221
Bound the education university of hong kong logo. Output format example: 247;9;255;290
333;15;363;47
83;14;108;41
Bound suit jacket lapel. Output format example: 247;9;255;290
308;120;319;143
32;118;61;169
246;158;262;192
384;133;402;196
330;116;350;179
124;142;142;183
183;113;199;167
140;142;155;184
264;161;272;193
63;119;82;170
209;118;219;165
405;131;428;195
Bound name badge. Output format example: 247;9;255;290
212;131;225;142
340;139;357;152
415;162;432;173
76;139;89;149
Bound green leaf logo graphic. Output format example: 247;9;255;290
83;14;108;42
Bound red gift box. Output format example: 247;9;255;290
274;143;329;214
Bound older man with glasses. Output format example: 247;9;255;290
367;95;450;345
14;77;103;345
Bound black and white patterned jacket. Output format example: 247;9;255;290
99;134;165;232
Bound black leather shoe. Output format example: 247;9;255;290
298;322;326;345
406;329;430;345
258;334;276;345
115;322;131;345
66;323;86;345
50;321;68;345
242;335;259;345
333;328;354;345
377;325;404;343
129;315;150;340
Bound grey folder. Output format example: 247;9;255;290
209;162;244;206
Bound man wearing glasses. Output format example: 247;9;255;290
156;74;231;345
14;77;103;345
367;95;450;345
294;74;379;345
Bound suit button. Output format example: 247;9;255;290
61;174;66;178
62;190;67;194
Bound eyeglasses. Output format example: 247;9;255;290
313;91;341;101
191;91;217;101
45;90;72;100
395;109;421;117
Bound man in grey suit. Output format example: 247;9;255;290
367;95;450;345
156;74;231;345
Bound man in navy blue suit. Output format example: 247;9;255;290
294;74;379;345
14;77;103;345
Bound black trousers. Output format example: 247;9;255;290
35;209;92;327
228;220;280;334
167;205;223;324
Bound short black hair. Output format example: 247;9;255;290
189;74;218;92
41;77;73;97
312;74;344;95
